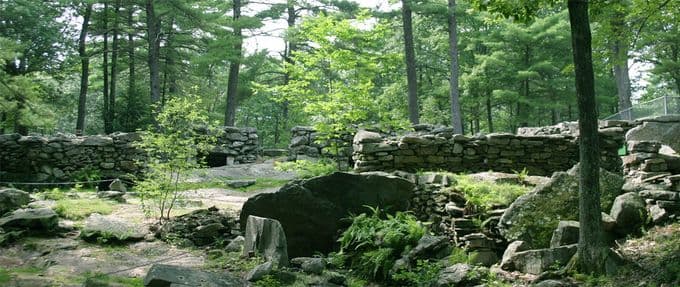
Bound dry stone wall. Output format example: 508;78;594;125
0;126;259;182
352;127;624;176
288;126;354;167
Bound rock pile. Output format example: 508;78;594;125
207;126;260;166
158;207;238;247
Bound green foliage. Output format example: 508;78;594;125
71;165;102;184
451;174;530;210
254;275;283;287
134;97;218;223
449;247;471;265
274;159;337;179
0;267;9;284
338;206;425;281
391;259;442;287
81;272;144;287
54;199;115;220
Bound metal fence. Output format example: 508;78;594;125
603;96;680;120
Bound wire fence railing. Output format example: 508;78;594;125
603;96;680;121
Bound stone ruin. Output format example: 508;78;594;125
287;126;354;167
0;126;260;182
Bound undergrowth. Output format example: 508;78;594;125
274;159;337;178
337;206;425;281
451;174;530;210
54;198;116;220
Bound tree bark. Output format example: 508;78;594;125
126;3;136;131
448;0;463;133
486;93;493;133
76;3;93;135
107;0;121;134
402;0;419;125
146;0;162;121
103;1;111;134
224;0;242;126
568;0;606;274
610;11;633;120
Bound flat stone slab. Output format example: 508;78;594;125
81;213;146;243
0;208;58;231
144;264;245;287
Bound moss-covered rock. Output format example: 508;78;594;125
497;164;624;248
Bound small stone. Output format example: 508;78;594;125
550;221;579;248
226;180;256;188
108;179;127;192
225;236;245;252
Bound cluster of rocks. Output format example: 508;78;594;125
408;172;506;263
157;206;238;247
0;132;144;182
0;188;60;245
352;127;623;176
206;126;260;166
288;126;354;167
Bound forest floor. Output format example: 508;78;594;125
0;161;297;286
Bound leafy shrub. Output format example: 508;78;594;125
452;174;530;210
134;97;218;223
71;165;102;187
54;198;115;220
338;206;425;281
274;159;337;178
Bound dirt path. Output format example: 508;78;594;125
0;162;296;286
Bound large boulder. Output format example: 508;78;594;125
498;165;624;248
502;244;577;275
610;192;647;236
243;216;289;267
0;208;58;232
144;264;245;287
550;221;580;248
626;115;680;155
81;213;146;243
158;207;235;247
240;172;415;257
0;188;31;216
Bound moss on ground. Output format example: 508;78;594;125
54;198;117;220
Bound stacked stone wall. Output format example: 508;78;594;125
0;126;259;182
288;126;354;167
353;127;624;176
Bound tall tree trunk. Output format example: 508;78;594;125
611;12;632;120
224;0;242;126
146;0;161;121
103;1;111;134
568;0;606;274
448;0;463;133
486;93;493;133
402;0;419;125
76;3;93;135
107;0;121;134
126;3;136;131
277;3;298;145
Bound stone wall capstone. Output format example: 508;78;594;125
352;125;624;176
0;126;260;182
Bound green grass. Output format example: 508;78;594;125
451;174;531;210
0;268;10;284
54;198;116;220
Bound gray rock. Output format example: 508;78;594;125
353;130;384;144
504;244;577;275
627;141;661;153
291;257;325;275
243;216;288;267
534;279;575;287
638;190;679;201
500;241;530;270
0;208;58;231
469;249;499;267
81;213;145;243
610;192;648;236
649;205;668;223
392;234;450;273
81;135;113;146
194;223;227;239
240;172;415;257
245;261;273;282
435;263;478;287
498;164;624;248
144;264;245;287
550;221;580;248
96;190;125;202
226;180;256;188
225;235;245;252
601;212;617;232
108;179;127;192
626;119;680;155
0;188;31;216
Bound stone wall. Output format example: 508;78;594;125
0;133;144;182
288;126;353;167
352;127;624;176
0;126;260;182
206;127;260;166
